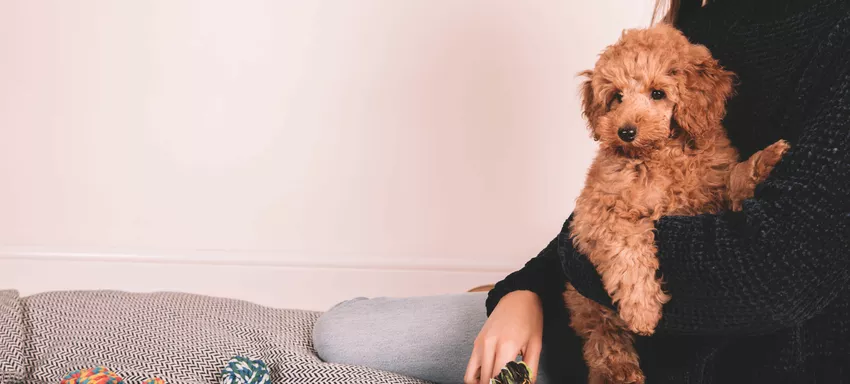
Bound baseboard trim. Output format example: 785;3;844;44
0;246;519;272
0;247;512;311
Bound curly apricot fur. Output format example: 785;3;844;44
565;24;789;384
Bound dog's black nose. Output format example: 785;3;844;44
618;126;637;142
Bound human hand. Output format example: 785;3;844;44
464;290;544;384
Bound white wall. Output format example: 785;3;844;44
0;0;653;310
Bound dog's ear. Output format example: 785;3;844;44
674;44;735;141
578;70;602;141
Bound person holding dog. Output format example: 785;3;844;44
313;0;850;383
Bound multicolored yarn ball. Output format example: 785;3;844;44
142;378;166;384
61;367;124;384
220;356;270;384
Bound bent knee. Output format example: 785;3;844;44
312;297;370;364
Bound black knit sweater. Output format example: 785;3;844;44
485;0;850;382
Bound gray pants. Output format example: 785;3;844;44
312;292;561;384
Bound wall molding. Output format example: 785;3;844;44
0;246;520;272
0;246;516;311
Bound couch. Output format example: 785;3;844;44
0;290;431;384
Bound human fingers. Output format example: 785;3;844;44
464;345;482;384
478;338;498;384
523;339;542;383
488;342;521;382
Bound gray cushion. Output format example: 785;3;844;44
0;290;431;384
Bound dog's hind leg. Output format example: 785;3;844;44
565;284;645;384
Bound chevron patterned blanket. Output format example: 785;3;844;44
0;290;429;384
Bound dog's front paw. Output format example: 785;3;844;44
619;301;663;336
615;285;668;336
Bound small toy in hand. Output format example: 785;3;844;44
220;356;270;384
490;361;533;384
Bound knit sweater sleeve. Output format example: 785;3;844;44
565;17;850;336
485;218;570;317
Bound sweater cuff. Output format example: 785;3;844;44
485;274;547;317
558;235;614;309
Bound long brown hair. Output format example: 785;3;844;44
653;0;710;25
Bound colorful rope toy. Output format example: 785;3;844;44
220;356;270;384
60;356;267;384
61;367;124;384
60;366;164;384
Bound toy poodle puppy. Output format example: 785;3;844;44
563;23;789;384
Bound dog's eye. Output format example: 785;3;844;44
651;89;666;100
613;92;623;103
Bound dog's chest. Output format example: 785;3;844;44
586;158;696;219
626;164;674;217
